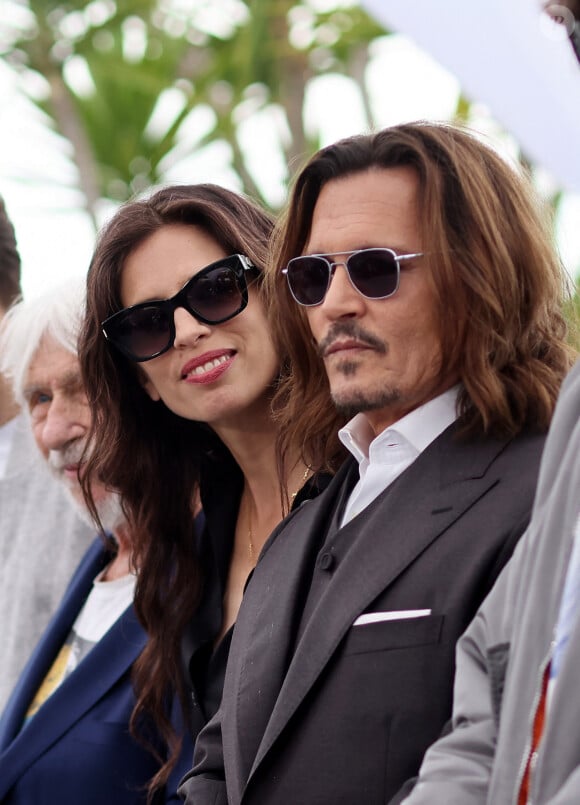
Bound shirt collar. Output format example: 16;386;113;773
339;385;460;465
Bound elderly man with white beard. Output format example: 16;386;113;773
0;280;193;805
0;198;92;712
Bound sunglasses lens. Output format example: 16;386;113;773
107;306;172;361
104;257;251;361
117;308;172;359
286;257;330;306
348;249;399;298
186;266;245;323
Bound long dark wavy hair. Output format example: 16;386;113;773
79;184;275;798
266;121;576;472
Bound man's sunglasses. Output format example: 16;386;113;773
282;248;423;307
102;254;255;362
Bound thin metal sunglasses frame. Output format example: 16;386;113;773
282;247;424;306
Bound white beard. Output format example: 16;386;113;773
46;444;126;536
74;488;125;536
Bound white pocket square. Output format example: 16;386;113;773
353;609;432;626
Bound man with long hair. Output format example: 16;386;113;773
182;122;576;804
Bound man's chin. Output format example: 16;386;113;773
95;493;125;535
58;482;94;527
330;386;401;419
56;479;124;535
331;394;372;420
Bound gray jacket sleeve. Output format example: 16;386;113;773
545;768;580;805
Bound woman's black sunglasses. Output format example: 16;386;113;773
102;254;255;362
282;247;423;307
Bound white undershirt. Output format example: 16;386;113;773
23;568;137;725
338;387;459;526
74;567;137;643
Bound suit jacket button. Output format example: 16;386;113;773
319;551;335;571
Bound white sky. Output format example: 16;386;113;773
1;28;579;300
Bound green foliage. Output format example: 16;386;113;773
71;26;191;198
1;0;388;218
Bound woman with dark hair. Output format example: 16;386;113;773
79;184;337;802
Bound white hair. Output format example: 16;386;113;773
0;278;86;405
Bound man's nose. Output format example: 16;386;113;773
319;263;366;319
38;398;86;452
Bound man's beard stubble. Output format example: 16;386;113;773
317;321;401;419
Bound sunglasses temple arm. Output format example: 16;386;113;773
397;252;424;263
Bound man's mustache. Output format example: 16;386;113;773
47;443;86;474
317;321;387;358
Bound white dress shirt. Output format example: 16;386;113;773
338;387;459;526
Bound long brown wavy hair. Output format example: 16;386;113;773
79;184;275;799
266;121;576;472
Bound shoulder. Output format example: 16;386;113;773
477;425;548;474
435;423;546;490
501;427;547;460
480;428;547;504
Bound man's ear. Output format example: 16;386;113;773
135;366;161;402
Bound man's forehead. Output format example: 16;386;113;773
24;334;80;392
305;167;421;255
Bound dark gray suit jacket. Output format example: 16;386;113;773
181;423;546;805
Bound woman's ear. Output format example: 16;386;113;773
135;366;161;401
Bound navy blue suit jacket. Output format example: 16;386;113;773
0;538;193;804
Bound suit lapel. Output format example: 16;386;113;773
249;427;509;776
0;539;107;749
0;547;145;795
224;462;355;795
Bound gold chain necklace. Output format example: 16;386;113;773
246;466;311;562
